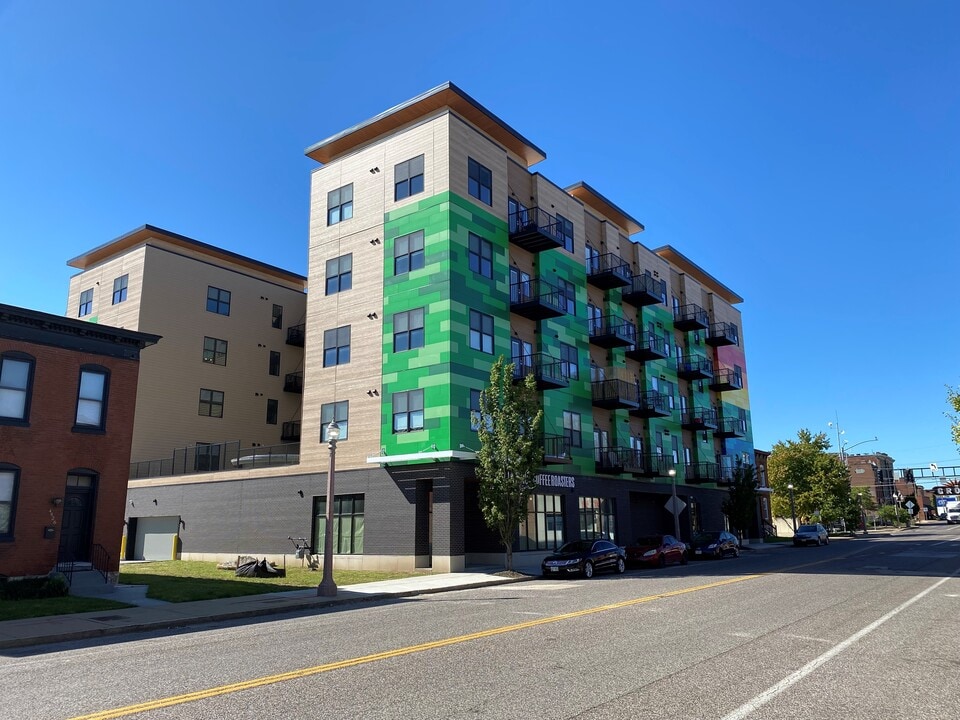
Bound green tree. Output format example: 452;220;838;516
768;429;851;525
947;385;960;449
849;486;877;531
476;356;544;571
721;462;758;543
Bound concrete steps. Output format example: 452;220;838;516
66;569;152;605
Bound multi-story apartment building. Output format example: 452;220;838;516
123;83;755;572
65;225;308;469
846;452;896;505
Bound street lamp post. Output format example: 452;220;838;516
858;492;867;535
668;468;681;539
787;483;797;532
317;420;341;597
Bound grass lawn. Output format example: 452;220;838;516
119;561;427;603
0;596;133;622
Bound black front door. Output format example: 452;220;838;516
59;485;94;562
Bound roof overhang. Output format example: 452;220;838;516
653;244;743;305
366;450;477;465
305;82;546;167
565;181;644;235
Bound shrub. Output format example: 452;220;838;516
0;573;70;600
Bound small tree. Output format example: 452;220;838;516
721;462;758;544
947;385;960;449
768;429;850;524
476;356;544;571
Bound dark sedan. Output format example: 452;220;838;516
625;534;688;568
541;539;626;578
689;530;740;559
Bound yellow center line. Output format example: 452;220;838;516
71;574;761;720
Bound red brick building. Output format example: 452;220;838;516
0;303;159;578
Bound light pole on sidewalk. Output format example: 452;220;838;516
787;483;797;532
669;468;681;539
318;420;340;597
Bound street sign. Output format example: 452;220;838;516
665;496;686;516
905;501;915;509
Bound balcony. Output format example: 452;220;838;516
286;323;305;347
543;435;572;465
674;304;709;331
512;353;569;390
634;453;673;478
510;279;566;320
706;321;739;347
622;273;666;307
625;331;670;363
681;407;718;431
588;315;636;348
677;355;714;380
684;462;720;485
508;206;565;253
281;421;301;442
709;368;743;392
591;378;640;410
629;390;672;418
595;446;645;475
715;416;747;439
718;460;739;485
283;371;303;394
586;252;632;290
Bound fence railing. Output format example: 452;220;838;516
130;441;301;480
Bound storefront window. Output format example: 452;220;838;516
579;496;616;541
313;494;365;554
517;493;564;551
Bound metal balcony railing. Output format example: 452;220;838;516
286;323;305;347
674;304;709;331
508;207;565;252
623;273;666;307
588;314;637;348
284;371;304;393
706;321;739;347
129;441;301;479
586;252;632;289
509;278;566;319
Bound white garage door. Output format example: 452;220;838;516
134;516;180;560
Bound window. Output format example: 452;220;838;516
392;389;424;433
394;230;425;275
325;254;353;295
579;496;616;541
558;278;576;315
112;275;128;305
518;494;564;551
585;244;599;274
563;410;582;448
467;157;492;205
468;233;493;278
0;465;19;539
587;303;602;336
206;286;231;316
327;184;353;225
559;342;578;380
508;197;529;232
269;351;281;376
321;400;349;441
202;337;227;366
469;388;492;432
393;308;425;352
194;443;222;472
662;380;675;410
557;214;574;253
266;398;278;425
469;310;494;354
394;155;424;201
272;304;283;329
0;353;33;423
78;288;93;317
199;389;224;418
313;494;364;555
75;366;108;430
323;326;351;367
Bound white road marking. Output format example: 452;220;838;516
783;634;830;644
720;566;960;720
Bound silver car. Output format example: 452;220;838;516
793;523;829;546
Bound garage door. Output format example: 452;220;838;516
134;516;180;560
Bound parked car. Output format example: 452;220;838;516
689;530;740;559
793;523;829;546
947;507;960;525
625;534;688;568
541;539;626;578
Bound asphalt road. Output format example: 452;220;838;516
2;526;959;720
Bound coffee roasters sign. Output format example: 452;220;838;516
535;473;576;489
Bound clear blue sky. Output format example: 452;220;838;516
1;1;957;471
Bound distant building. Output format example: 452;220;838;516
846;452;896;505
0;303;158;578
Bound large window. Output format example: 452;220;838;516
558;278;576;316
206;286;231;316
112;275;128;305
202;337;227;366
323;326;351;367
394;155;424;201
320;400;349;441
469;310;494;354
327;184;353;225
78;288;93;317
269;351;281;376
394;230;425;275
0;464;19;540
272;304;283;329
75;366;108;430
313;494;364;555
579;497;617;541
518;494;564;551
0;353;33;423
198;389;224;418
266;398;278;425
562;410;582;448
468;233;493;278
325;254;352;295
393;308;424;352
467;157;492;205
559;342;578;381
556;214;574;253
469;388;491;432
392;389;424;433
